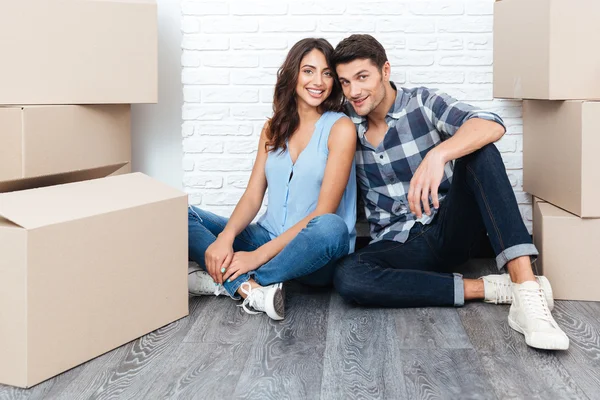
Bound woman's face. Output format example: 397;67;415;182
295;49;334;109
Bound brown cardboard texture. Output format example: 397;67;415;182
533;198;600;301
523;100;600;218
0;173;188;388
0;0;157;104
110;163;132;177
493;0;600;99
0;105;131;191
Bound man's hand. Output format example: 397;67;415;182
205;237;234;284
407;149;446;218
222;250;265;283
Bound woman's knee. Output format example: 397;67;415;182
308;214;349;256
309;214;349;241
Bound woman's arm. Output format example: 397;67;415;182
223;116;357;282
205;123;270;283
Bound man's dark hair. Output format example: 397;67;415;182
331;34;388;71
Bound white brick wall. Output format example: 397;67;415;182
181;0;533;232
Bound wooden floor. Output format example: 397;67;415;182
2;259;600;400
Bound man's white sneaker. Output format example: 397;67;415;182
482;274;554;310
508;281;569;350
188;265;227;297
239;282;285;321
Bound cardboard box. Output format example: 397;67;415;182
493;0;600;99
0;105;131;191
0;173;188;388
523;100;600;218
533;198;600;301
0;0;157;104
109;163;132;177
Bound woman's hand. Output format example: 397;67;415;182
205;237;234;284
222;250;265;282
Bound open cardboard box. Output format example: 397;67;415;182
0;173;189;388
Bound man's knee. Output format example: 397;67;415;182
471;143;503;166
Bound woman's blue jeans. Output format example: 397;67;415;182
188;206;350;298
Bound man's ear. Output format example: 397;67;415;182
382;61;391;81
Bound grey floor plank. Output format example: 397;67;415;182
183;293;269;344
459;302;589;400
395;308;473;349
321;293;408;400
553;301;600;399
138;342;251;400
30;343;134;400
231;284;331;400
400;349;497;400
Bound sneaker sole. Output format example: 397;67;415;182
508;315;569;350
264;284;285;321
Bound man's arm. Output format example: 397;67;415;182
407;88;506;218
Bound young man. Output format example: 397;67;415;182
331;34;568;350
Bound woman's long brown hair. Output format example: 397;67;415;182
266;38;343;153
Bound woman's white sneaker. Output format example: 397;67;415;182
239;282;285;321
188;265;227;296
482;274;554;310
508;281;569;350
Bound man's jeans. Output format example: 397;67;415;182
334;143;538;308
188;207;349;298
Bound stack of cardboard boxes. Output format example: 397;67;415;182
0;0;188;388
494;0;600;301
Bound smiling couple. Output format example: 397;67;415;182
187;34;568;351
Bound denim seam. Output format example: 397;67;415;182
466;164;506;251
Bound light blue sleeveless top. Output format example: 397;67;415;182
258;111;357;254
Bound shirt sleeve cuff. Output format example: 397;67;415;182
465;111;506;132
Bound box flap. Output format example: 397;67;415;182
537;201;577;219
0;163;126;194
0;173;186;230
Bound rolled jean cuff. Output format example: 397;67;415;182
495;243;539;271
453;273;464;307
224;275;250;300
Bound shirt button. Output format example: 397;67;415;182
379;155;384;159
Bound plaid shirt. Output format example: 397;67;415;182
348;83;505;244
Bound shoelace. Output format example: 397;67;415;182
491;279;512;304
238;282;261;315
213;284;226;297
519;286;554;324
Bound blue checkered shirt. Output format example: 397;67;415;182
348;83;505;244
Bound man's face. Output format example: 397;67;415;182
336;59;389;116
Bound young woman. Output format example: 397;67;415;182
187;38;357;321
